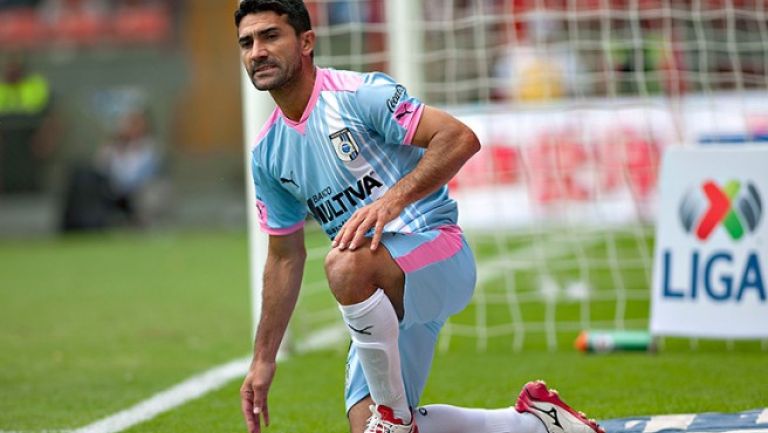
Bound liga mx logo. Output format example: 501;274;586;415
329;128;360;162
679;179;763;242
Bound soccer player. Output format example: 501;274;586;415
235;2;606;433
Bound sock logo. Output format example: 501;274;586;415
679;180;762;241
418;407;428;416
347;323;373;335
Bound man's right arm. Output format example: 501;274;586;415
241;229;307;433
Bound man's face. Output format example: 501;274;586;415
237;11;310;91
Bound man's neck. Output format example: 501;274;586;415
270;64;317;122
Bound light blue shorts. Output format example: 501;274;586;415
344;225;476;413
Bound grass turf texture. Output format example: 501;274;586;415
1;228;766;432
0;231;252;430
121;350;768;433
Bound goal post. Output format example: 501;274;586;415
386;0;425;97
241;66;273;340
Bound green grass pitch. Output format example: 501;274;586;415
1;228;766;432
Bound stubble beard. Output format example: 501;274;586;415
250;59;300;91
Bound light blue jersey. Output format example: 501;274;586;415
251;67;458;239
252;68;477;411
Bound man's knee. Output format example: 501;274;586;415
325;248;376;304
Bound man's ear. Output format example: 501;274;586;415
301;30;316;57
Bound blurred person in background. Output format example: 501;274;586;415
609;18;685;95
493;9;587;101
94;109;162;219
60;109;165;231
37;0;109;41
0;51;57;193
327;0;367;25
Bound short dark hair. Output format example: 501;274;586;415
234;0;312;34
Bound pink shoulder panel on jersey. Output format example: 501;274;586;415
400;103;425;145
322;68;364;92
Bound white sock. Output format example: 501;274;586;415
414;405;548;433
339;289;411;424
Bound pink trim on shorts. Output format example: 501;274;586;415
402;104;425;145
395;225;463;273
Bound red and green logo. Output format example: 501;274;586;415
679;180;762;241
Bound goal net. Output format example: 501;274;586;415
265;0;768;352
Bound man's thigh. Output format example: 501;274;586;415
381;225;476;329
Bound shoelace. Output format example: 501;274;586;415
365;407;398;433
365;414;388;433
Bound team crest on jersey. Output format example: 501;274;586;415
329;128;360;162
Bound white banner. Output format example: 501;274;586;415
452;103;673;228
650;147;768;338
452;92;768;229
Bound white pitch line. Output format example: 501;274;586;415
2;326;343;433
70;356;251;433
295;324;347;353
0;360;250;433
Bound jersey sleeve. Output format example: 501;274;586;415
355;72;425;146
251;155;306;235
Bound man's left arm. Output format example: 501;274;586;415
332;105;480;251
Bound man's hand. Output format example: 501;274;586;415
240;361;276;433
332;106;479;253
332;195;405;252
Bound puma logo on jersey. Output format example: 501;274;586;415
395;108;414;120
278;170;299;189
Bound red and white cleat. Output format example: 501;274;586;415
364;405;418;433
515;380;605;433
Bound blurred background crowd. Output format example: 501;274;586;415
1;0;764;236
0;0;243;235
